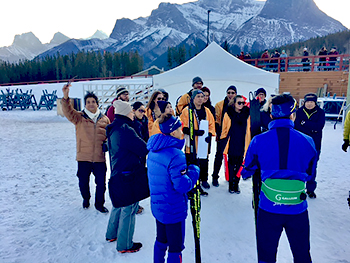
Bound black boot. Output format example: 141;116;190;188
212;177;219;187
199;186;208;196
83;199;90;209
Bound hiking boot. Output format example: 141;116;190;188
118;242;142;253
212;178;219;187
95;206;109;213
106;238;117;242
199;186;208;197
83;200;90;209
307;191;317;199
136;205;144;215
202;181;210;189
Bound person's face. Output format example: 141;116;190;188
257;93;266;102
154;94;165;106
235;98;245;111
305;101;316;110
193;93;204;107
193;82;203;90
171;126;183;139
164;103;173;114
119;92;129;102
85;98;98;113
203;91;210;103
134;105;145;120
226;90;236;101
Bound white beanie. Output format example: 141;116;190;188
113;100;132;116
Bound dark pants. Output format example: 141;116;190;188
306;150;320;193
228;155;243;188
198;158;209;182
156;220;185;253
212;138;227;178
77;161;107;207
257;209;312;263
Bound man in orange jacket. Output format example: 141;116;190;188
175;76;203;115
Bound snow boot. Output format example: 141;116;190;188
154;240;168;263
202;181;210;189
83;199;90;209
212;176;219;187
199;186;208;196
307;191;316;199
167;252;182;263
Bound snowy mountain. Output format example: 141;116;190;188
27;0;350;67
228;0;347;51
86;30;109;40
0;32;70;63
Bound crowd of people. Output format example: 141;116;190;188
235;46;340;72
60;76;348;262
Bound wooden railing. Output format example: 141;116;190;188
243;54;350;73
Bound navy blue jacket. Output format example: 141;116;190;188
294;105;325;153
106;114;150;208
147;133;199;224
242;119;317;215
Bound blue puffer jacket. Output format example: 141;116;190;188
147;133;200;224
242;119;317;215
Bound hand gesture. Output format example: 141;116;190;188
62;83;71;99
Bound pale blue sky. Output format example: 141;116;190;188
0;0;348;47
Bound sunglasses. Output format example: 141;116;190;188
227;92;236;95
156;97;166;101
138;109;146;113
237;101;245;105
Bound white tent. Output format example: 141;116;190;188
153;42;280;106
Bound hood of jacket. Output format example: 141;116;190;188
147;133;185;152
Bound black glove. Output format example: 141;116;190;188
102;141;108;152
205;133;212;143
182;127;190;135
194;129;205;136
342;139;349;152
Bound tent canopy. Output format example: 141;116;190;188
153;42;279;106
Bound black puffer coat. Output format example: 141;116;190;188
106;114;150;208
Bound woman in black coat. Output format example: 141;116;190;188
105;100;149;253
132;101;149;142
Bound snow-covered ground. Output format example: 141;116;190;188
1;110;350;263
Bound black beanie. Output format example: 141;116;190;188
227;85;237;93
256;87;267;97
132;101;144;110
192;76;203;86
304;93;317;103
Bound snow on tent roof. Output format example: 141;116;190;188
153;42;280;105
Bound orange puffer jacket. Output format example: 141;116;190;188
61;98;110;162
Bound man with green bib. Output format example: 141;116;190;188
242;94;317;263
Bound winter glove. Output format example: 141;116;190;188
194;129;205;136
342;139;349;152
205;133;212;143
102;141;108;152
182;127;190;135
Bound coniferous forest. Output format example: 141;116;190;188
0;50;143;84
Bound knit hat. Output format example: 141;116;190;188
256;87;267;97
192;76;203;87
157;100;171;113
159;115;182;135
227;85;237;93
113;100;132;116
271;94;297;118
116;87;128;98
191;89;204;100
304;93;317;103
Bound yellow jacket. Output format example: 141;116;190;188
220;112;251;157
215;100;225;125
175;93;191;115
180;106;216;154
344;110;350;140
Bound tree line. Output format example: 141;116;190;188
0;50;144;84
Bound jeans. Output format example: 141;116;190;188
106;202;139;251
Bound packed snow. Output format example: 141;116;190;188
1;109;350;263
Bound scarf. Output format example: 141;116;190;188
84;108;100;123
